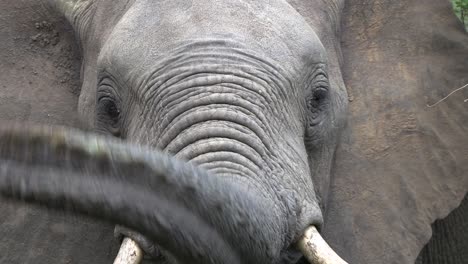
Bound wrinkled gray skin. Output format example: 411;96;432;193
1;0;468;264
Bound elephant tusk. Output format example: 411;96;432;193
113;237;144;264
298;226;349;264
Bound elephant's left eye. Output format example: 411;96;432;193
307;88;329;112
305;76;330;127
304;70;331;148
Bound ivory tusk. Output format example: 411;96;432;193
113;237;144;264
297;226;349;264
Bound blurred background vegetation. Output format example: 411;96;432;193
452;0;468;30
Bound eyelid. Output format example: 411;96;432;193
97;73;122;97
97;83;121;103
97;93;117;105
314;82;329;89
314;72;328;80
313;74;329;88
310;65;327;79
307;64;329;92
98;96;116;103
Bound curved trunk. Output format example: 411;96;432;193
0;124;285;264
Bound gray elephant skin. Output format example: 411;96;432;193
0;0;467;264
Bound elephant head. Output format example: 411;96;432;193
0;0;467;264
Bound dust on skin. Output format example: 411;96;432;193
347;59;421;158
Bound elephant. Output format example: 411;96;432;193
0;0;467;263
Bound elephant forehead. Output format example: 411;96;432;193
98;0;326;74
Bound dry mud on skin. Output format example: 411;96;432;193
0;1;81;125
0;1;119;263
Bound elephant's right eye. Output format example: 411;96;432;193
102;98;120;123
97;95;122;137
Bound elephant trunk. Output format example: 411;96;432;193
0;124;349;264
0;124;287;263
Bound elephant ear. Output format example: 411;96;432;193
0;0;82;126
0;1;117;263
324;0;468;263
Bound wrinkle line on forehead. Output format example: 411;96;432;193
97;0;327;69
